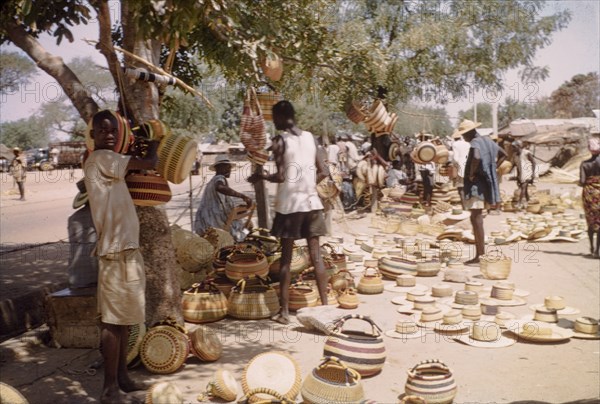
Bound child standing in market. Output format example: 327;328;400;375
84;110;158;403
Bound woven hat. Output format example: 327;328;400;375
384;318;424;339
507;320;573;342
0;383;28;404
529;296;580;316
482;283;527;307
569;317;600;339
444;208;470;222
452;119;482;139
210;155;234;171
384;275;429;294
433;309;470;334
453;321;516;348
414;142;436;163
527;226;552;241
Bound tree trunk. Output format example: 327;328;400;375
137;207;183;326
4;20;98;122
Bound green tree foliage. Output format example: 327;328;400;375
499;95;552;127
0;50;36;94
0;116;49;149
459;103;493;127
393;105;453;137
549;72;600;118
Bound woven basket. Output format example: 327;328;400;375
211;276;236;297
189;325;222;362
247;149;270;165
416;261;442;277
176;236;215;273
289;282;319;311
242;352;301;403
321;243;347;271
420;223;445;237
261;53;284;81
182;282;228;323
256;91;284;122
301;356;364;404
225;246;269;282
291;246;311;274
156;133;197;184
323;315;386;377
329;270;355;292
399;220;420;236
346;101;367;124
378;256;417;279
228;279;280;320
205;369;239;402
0;383;28;404
405;360;457;404
480;254;512;280
140;322;189;374
125;173;172;206
239;388;295;404
338;288;360;309
202;227;235;250
146;381;183;404
357;268;384;295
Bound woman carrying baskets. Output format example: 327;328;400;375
579;137;600;258
248;101;329;324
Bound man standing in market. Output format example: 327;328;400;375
10;147;27;201
454;120;507;266
247;100;329;324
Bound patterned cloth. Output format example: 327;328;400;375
583;176;600;231
194;174;245;239
464;136;502;206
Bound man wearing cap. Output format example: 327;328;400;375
9;147;27;201
455;120;507;266
450;129;471;209
194;155;253;240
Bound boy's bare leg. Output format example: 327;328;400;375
118;326;147;392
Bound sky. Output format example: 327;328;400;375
0;0;598;128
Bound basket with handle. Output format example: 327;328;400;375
321;243;347;271
405;359;457;404
238;388;295;404
480;254;512;280
288;282;319;311
357;268;384;295
240;87;266;151
227;278;280;320
225;244;269;282
256;90;284;122
182;281;228;323
337;288;360;310
323;314;386;377
345;100;367;124
301;356;365;404
329;269;355;292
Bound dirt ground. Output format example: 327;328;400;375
1;165;599;403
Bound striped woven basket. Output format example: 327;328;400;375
156;133;197;184
345;101;367;124
140;322;189;374
323;315;386;377
357;268;384;295
256;91;284;122
182;282;228;323
404;360;457;404
480;254;512;280
301;356;364;404
289;282;319;311
378;256;418;279
225;246;269;282
228;279;280;320
126;173;172;206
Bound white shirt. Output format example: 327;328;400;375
345;141;360;170
327;144;340;165
275;130;324;214
451;139;470;178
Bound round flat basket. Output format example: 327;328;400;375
157;134;198;184
0;382;28;404
189;325;223;362
146;381;183;404
415;142;436;163
242;351;302;402
208;369;239;402
126;173;172;206
140;325;189;374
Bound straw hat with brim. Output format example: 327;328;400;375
480;312;517;328
444;209;470;221
529;303;580;316
384;283;429;294
481;286;527;307
384;318;424;340
506;320;573;342
396;303;452;316
210;155;235;171
432;309;470;333
453;321;516;348
452;119;482;139
481;282;530;298
436;230;464;241
564;317;600;340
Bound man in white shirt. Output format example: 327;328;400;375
326;139;340;166
451;131;471;209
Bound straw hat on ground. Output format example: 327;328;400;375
453;321;516;348
507;320;573;342
529;295;580;315
384;318;425;340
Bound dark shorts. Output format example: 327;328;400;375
271;210;327;240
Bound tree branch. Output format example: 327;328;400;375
3;19;98;122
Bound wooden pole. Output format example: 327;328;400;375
253;164;270;229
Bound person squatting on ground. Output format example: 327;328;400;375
84;110;159;403
511;140;537;210
10;147;27;201
579;137;600;259
457;120;507;266
194;155;253;241
247;100;329;324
